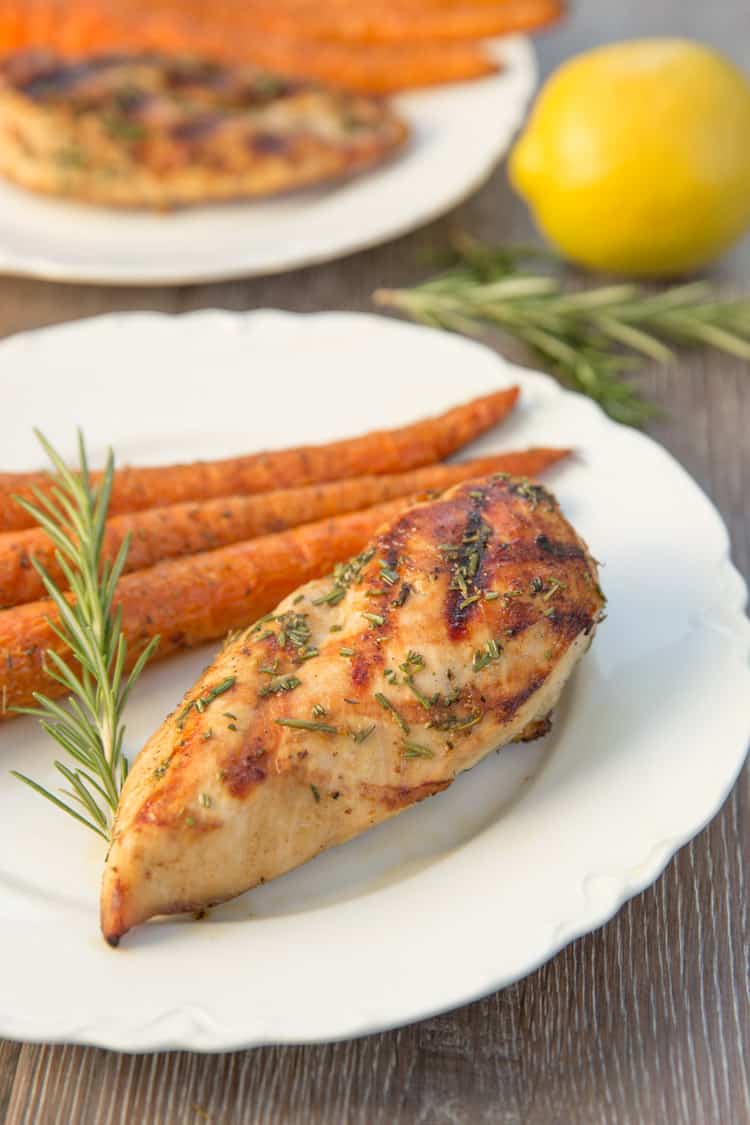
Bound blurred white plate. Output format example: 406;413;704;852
0;310;748;1051
0;37;534;286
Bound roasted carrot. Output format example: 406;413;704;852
120;16;500;93
98;0;562;45
0;387;519;533
0;0;565;90
0;498;410;717
0;3;499;93
284;0;556;8
0;447;568;608
227;0;564;45
176;31;498;93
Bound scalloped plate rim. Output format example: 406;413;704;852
0;308;747;1052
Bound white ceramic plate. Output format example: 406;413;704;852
0;310;748;1052
0;38;534;286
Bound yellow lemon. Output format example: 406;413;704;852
509;39;750;276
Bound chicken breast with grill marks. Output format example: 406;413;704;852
0;50;408;207
101;473;605;944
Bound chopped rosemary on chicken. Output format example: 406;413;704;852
399;652;433;709
374;691;410;734
543;578;566;601
178;676;236;727
402;741;435;759
473;639;503;672
258;675;302;698
275;718;338;734
378;562;399;586
276;612;311;650
313;547;376;607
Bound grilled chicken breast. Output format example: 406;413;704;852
0;50;408;207
101;474;604;944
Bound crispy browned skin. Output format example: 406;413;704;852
0;50;409;206
0;387;519;532
0;448;568;608
0;500;410;717
100;473;603;944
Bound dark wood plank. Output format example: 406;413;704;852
0;277;180;338
0;1041;22;1122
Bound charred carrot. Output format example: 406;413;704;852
0;447;568;608
0;499;410;717
0;387;519;533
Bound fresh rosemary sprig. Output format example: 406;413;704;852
10;431;158;841
374;238;750;426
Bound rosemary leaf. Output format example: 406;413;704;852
10;770;109;840
9;431;158;841
373;238;750;426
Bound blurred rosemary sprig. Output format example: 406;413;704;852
11;432;158;841
374;238;750;426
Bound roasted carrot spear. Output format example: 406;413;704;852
0;499;410;717
0;0;564;91
0;447;568;608
184;31;499;93
233;0;564;44
117;0;562;44
0;387;518;533
0;3;500;94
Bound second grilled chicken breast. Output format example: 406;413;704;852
0;50;408;207
101;473;604;944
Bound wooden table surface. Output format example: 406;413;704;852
1;3;749;1122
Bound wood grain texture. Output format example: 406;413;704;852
1;0;749;1121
